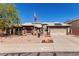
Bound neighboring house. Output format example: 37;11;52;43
65;19;79;35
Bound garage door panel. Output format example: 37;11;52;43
50;28;66;35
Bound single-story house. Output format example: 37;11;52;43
0;22;71;36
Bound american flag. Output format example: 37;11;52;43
34;12;37;22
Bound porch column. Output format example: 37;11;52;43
19;27;22;35
47;27;50;35
6;28;9;35
9;28;12;35
20;27;22;35
69;27;72;34
66;27;68;35
22;27;26;35
13;28;15;35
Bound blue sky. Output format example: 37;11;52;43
15;3;79;23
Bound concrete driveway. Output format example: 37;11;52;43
51;34;79;52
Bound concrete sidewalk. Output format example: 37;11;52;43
0;43;54;53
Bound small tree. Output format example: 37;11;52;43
0;4;20;36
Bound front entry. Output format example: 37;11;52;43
22;26;34;35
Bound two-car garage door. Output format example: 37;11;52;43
50;28;67;35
